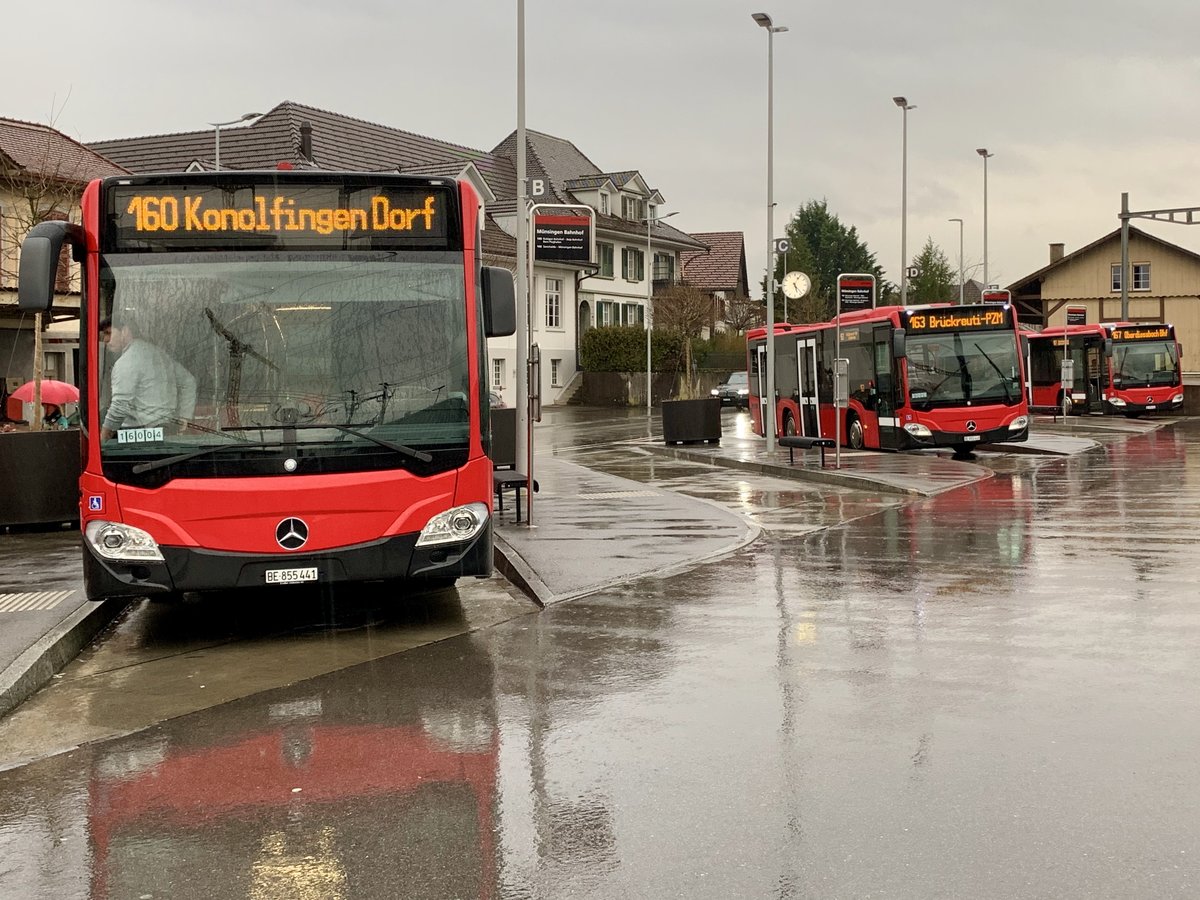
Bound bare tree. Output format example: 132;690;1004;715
652;283;714;339
723;293;765;333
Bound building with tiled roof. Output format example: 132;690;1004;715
2;118;128;402
678;232;750;335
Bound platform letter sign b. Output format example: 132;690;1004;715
530;178;547;199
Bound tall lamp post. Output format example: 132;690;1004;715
976;148;994;287
210;112;262;171
948;217;964;304
642;210;679;413
893;97;915;304
753;11;787;453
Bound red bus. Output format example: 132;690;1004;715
1026;322;1183;416
18;172;516;601
748;303;1029;457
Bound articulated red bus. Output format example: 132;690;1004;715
19;172;516;601
748;303;1029;457
1026;322;1183;416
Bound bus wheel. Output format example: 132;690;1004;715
1059;392;1074;415
847;414;865;450
783;413;797;436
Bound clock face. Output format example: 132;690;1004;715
782;271;810;300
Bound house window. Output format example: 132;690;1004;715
622;196;645;222
622;302;644;326
653;252;674;284
622;247;644;281
551;359;562;386
1111;262;1152;292
599;193;609;215
597;242;614;278
597;300;615;326
545;277;562;328
492;358;504;388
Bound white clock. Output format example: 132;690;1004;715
782;270;810;300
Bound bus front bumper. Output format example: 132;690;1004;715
82;526;493;601
904;423;1029;450
1106;395;1184;414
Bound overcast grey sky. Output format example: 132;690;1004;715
10;0;1200;295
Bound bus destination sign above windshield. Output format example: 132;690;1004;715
106;180;454;250
1111;324;1171;342
904;306;1011;334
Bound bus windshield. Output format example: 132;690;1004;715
905;330;1021;409
1111;340;1178;388
97;251;469;480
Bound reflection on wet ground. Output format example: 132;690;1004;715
3;415;1200;898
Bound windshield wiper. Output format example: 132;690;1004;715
130;440;276;475
224;423;433;463
973;342;1013;402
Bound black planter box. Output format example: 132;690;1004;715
662;398;721;445
0;430;82;528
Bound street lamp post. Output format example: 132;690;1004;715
893;97;915;305
210;112;262;171
976;148;994;287
643;210;679;413
948;217;964;304
753;11;787;453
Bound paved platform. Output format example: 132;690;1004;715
0;408;1138;720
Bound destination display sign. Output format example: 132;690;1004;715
534;214;591;262
903;305;1012;334
105;178;456;251
1110;324;1172;342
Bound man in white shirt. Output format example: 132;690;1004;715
99;317;197;441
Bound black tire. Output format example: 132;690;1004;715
1059;392;1074;415
783;413;798;436
847;414;865;450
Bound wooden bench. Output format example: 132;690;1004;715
778;434;836;468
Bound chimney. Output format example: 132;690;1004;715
299;121;313;162
1049;242;1065;263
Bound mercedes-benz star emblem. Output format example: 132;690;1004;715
276;518;309;551
1146;396;1153;404
966;421;978;433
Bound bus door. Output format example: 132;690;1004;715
873;325;902;450
1084;341;1104;413
795;334;821;436
755;343;769;433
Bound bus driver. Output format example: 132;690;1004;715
99;316;197;441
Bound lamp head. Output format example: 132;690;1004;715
752;12;773;27
948;217;963;224
893;96;907;107
240;112;264;122
976;148;993;158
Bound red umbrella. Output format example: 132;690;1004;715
9;379;80;405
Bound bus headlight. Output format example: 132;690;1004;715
1008;416;1029;431
416;502;489;547
85;521;164;562
1109;397;1126;407
1173;393;1185;404
904;423;932;438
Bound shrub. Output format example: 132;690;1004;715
580;326;686;373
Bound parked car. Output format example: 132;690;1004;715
711;371;750;408
489;390;507;409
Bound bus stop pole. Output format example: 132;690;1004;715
835;325;841;469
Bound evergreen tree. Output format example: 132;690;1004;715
908;237;957;304
774;200;890;321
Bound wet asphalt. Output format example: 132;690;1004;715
2;411;1200;898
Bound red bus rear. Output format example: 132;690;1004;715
18;172;516;601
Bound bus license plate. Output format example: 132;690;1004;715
1146;405;1156;410
265;567;318;585
964;435;981;442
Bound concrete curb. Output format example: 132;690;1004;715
642;442;933;497
0;598;127;719
493;534;551;608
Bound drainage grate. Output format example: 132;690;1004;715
576;490;660;500
0;591;75;613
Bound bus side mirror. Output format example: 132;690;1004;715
481;266;516;338
1103;338;1114;357
18;220;85;313
892;328;907;359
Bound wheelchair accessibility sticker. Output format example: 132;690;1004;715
88;496;104;512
